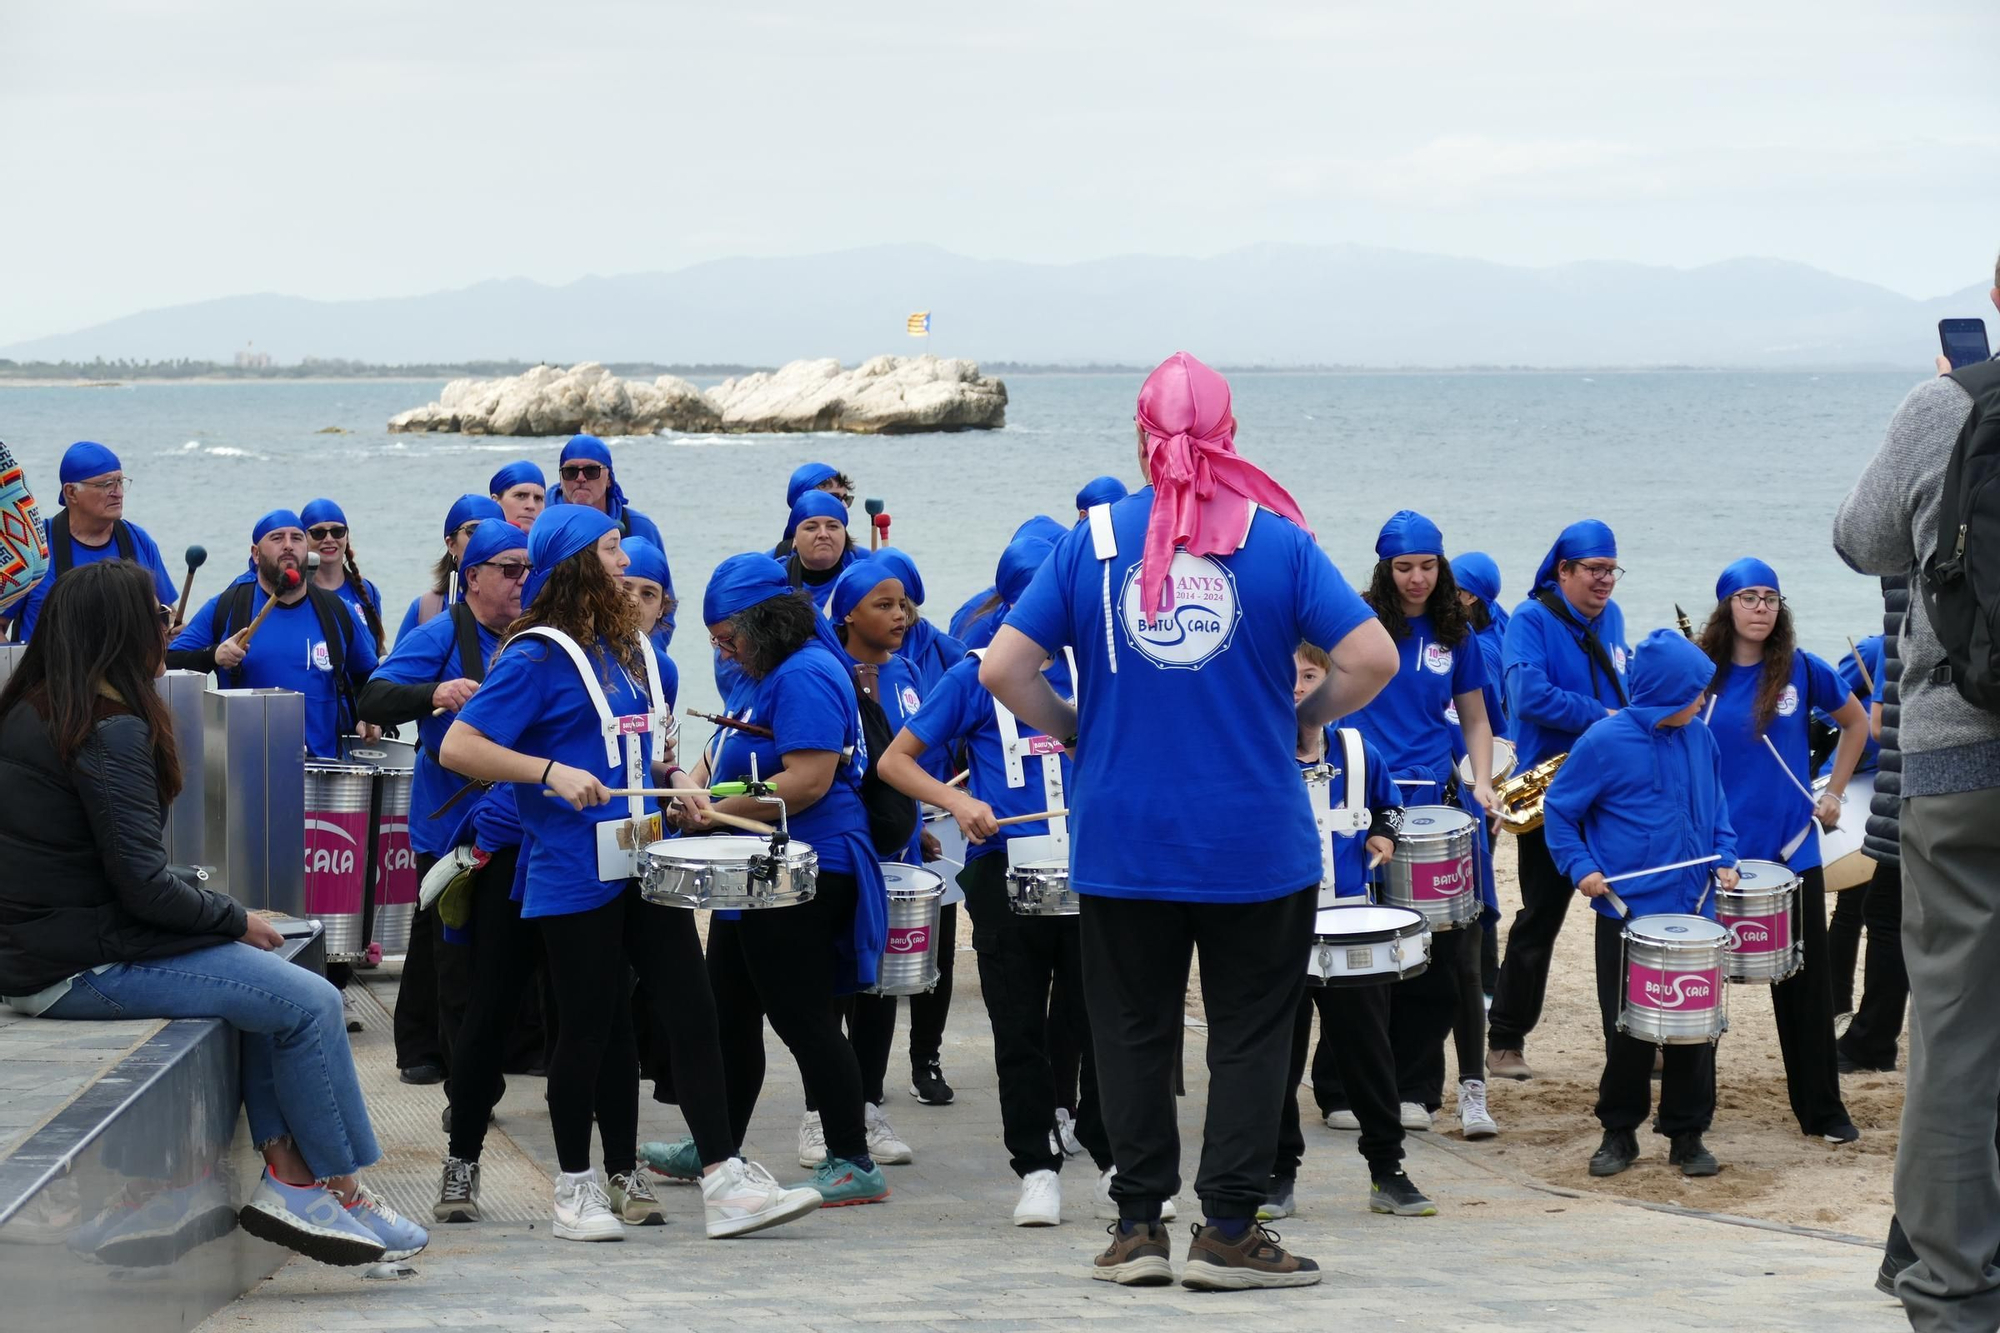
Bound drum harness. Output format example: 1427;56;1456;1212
700;707;796;886
969;645;1076;872
1306;729;1375;906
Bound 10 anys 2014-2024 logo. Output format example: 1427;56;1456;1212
1118;552;1243;670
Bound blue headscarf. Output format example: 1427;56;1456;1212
1075;475;1128;511
621;536;671;589
871;547;925;606
445;494;505;537
552;435;633;520
829;557;902;624
59;441;120;485
786;462;841;508
1374;509;1445;560
489;459;546;496
1013;514;1066;545
523;505;618;610
997;536;1055;606
1531;519;1618;591
703;552;847;664
461;518;528;571
299;498;346;529
1715;557;1780;602
1453;550;1508;635
252;509;304;544
785;490;849;540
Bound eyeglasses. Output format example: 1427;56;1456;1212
1568;560;1625;584
451;521;484;541
559;463;605;481
479;561;531;582
708;630;739;653
307;524;348;541
75;476;130;493
1732;591;1785;610
831;491;855;507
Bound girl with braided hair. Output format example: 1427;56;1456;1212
300;498;386;655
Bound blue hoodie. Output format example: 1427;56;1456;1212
1501;521;1630;768
1544;629;1737;921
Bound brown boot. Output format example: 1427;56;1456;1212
1487;1048;1533;1081
1180;1222;1321;1290
1090;1221;1174;1286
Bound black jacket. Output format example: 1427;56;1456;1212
0;697;247;994
1864;575;1905;866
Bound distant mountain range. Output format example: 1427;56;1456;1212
5;243;1985;369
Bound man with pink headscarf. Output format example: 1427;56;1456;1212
982;352;1397;1290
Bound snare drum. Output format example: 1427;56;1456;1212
1006;858;1077;916
304;756;377;960
348;739;419;956
869;863;947;996
1618;914;1729;1045
1306;905;1430;987
638;836;818;910
1383;805;1478;930
1715;859;1802;984
1457;737;1518;788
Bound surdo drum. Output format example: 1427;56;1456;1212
638;835;818;910
1457;736;1518;788
1618;914;1730;1045
868;862;947;996
1714;859;1802;984
1006;858;1078;916
347;740;419;956
1383;805;1479;930
303;754;377;960
1306;905;1430;987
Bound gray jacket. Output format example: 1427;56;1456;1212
1834;373;2000;798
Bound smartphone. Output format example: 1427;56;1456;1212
1940;318;1991;370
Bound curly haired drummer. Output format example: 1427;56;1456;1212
1543;628;1740;1179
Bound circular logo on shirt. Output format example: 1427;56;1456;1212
1612;646;1628;673
1443;701;1460;725
900;685;921;715
1423;642;1453;676
1117;552;1242;670
1776;683;1800;718
311;640;331;672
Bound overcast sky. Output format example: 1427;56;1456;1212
3;0;1996;347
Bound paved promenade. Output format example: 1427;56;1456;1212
196;959;1903;1333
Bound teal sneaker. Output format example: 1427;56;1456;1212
639;1137;703;1184
789;1156;889;1207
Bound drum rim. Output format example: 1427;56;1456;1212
1731;859;1801;891
1394;805;1476;836
642;835;817;866
1313;905;1427;943
881;861;947;897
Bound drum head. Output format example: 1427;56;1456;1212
1626;914;1730;946
1013;858;1068;874
1314;905;1425;940
881;862;945;897
1400;805;1474;837
346;738;418;772
1733;860;1796;892
647;835;798;864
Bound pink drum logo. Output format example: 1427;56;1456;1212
376;819;417;907
305;811;369;915
1626;963;1719;1012
1411;855;1472;901
887;926;930;954
1723;912;1789;954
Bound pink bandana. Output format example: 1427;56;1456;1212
1135;352;1312;614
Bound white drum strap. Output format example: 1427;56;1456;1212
970;646;1073;861
514;627;667;827
1088;502;1118;674
1336;728;1370;832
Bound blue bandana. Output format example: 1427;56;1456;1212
253;509;305;544
621;536;671;589
462;518;528;571
445;494;505;537
1075;475;1128;511
785;490;849;540
871;547;925;606
829;558;902;623
786;462;841;508
554;435;632;520
1531;519;1618;591
703;551;847;661
59;441;121;485
1374;509;1445;560
1013;515;1066;545
299;497;346;529
523;505;618;609
997;536;1055;606
1452;551;1502;605
489;459;546;495
1715;557;1781;602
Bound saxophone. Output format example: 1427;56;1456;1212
1491;754;1566;834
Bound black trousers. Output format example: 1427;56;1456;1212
961;854;1111;1178
906;903;956;1071
1592;914;1715;1135
1488;825;1574;1051
1758;868;1852;1136
1835;858;1909;1069
1282;983;1403;1179
393;879;447;1071
1390;928;1485;1108
447;847;533;1163
536;883;736;1175
1049;962;1083;1112
707;871;870;1162
1084;886;1314;1222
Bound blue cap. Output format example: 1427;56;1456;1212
489;459;546;495
59;441;121;485
445;494;505;537
523;505;618;608
872;547;925;606
299;498;346;529
461;518;528;572
1531;519;1618;590
252;509;305;544
1375;509;1445;560
703;552;792;624
786;462;841;508
1715;557;1780;602
1075;475;1128;511
1013;515;1066;545
997;536;1055;606
830;558;904;623
560;434;614;469
785;490;849;540
1452;551;1502;604
621;536;671;589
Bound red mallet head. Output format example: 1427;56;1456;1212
280;567;302;589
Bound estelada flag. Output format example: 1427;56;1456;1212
906;311;931;337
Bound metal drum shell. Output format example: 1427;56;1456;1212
304;759;376;960
1618;914;1730;1045
868;863;947;996
1306;905;1431;987
1382;805;1479;931
347;739;419;956
1715;859;1802;984
1006;858;1077;916
637;836;819;910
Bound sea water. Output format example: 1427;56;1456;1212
0;370;1925;713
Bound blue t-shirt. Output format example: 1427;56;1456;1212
1502;590;1630;768
853;650;928;863
708;642;869;875
1348;610;1486;797
905;655;1074;862
1817;635;1880;777
330;577;383;641
1003;491;1376;902
369;610;501;858
455;635;660;918
1708;651;1850;871
13;516;179;640
170;586;378;759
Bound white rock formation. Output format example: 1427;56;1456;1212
387;356;1003;436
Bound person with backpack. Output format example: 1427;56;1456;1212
1834;262;2000;1333
6;440;178;642
167;508;379;759
396;494;507;640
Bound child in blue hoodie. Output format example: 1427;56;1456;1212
1544;629;1739;1180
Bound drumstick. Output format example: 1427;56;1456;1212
1604;854;1721;884
172;544;207;629
945;769;970;789
235;567;302;649
538;787;776;835
1603;888;1631;919
993;808;1067;827
1366;851;1388;870
1847;637;1877;699
688;709;775;739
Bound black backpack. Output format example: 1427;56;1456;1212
1919;359;2000;713
850;665;919;857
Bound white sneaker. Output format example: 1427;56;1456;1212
865;1102;913;1165
1091;1166;1176;1222
1052;1108;1084;1158
1323;1108;1361;1131
552;1170;624;1243
1399;1102;1434;1132
702;1157;822;1239
797;1111;827;1169
1013;1169;1061;1227
1458;1079;1499;1140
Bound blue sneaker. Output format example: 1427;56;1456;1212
639;1136;703;1184
238;1170;385;1267
348;1186;429;1261
788;1156;889;1207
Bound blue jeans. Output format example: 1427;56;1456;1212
43;942;381;1178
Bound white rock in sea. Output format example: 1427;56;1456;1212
386;356;1003;436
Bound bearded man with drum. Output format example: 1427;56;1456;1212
982;352;1395;1291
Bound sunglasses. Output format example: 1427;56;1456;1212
156;605;175;629
559;463;605;481
478;560;532;582
308;524;348;541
